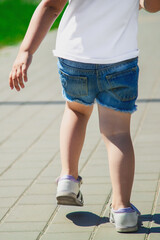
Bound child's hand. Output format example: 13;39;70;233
9;51;33;91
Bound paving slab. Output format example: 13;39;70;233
40;232;91;240
5;205;56;222
0;222;46;232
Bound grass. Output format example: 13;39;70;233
0;0;67;48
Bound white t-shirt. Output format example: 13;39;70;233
53;0;140;64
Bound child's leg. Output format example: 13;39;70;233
60;101;93;180
98;105;135;210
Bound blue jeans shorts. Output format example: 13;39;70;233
57;57;139;113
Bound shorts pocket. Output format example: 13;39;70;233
106;66;139;102
59;69;88;97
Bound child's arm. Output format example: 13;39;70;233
9;0;67;91
140;0;160;12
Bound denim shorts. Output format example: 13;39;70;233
57;57;139;113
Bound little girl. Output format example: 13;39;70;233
9;0;160;233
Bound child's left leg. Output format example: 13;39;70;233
59;101;93;180
98;105;135;210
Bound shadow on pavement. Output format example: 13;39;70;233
0;100;66;105
132;213;160;234
66;212;160;234
66;211;109;227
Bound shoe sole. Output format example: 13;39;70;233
110;218;138;233
116;225;138;233
56;192;83;207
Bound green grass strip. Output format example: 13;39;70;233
0;0;67;48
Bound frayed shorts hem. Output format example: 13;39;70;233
62;91;137;113
62;91;94;106
96;99;137;114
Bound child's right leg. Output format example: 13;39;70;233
60;101;93;180
56;101;93;206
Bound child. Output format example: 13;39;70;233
9;0;160;233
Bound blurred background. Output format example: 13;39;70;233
0;0;67;48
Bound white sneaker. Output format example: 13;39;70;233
109;203;141;232
56;175;84;206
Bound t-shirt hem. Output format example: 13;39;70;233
52;49;139;64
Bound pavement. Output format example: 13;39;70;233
0;10;160;240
